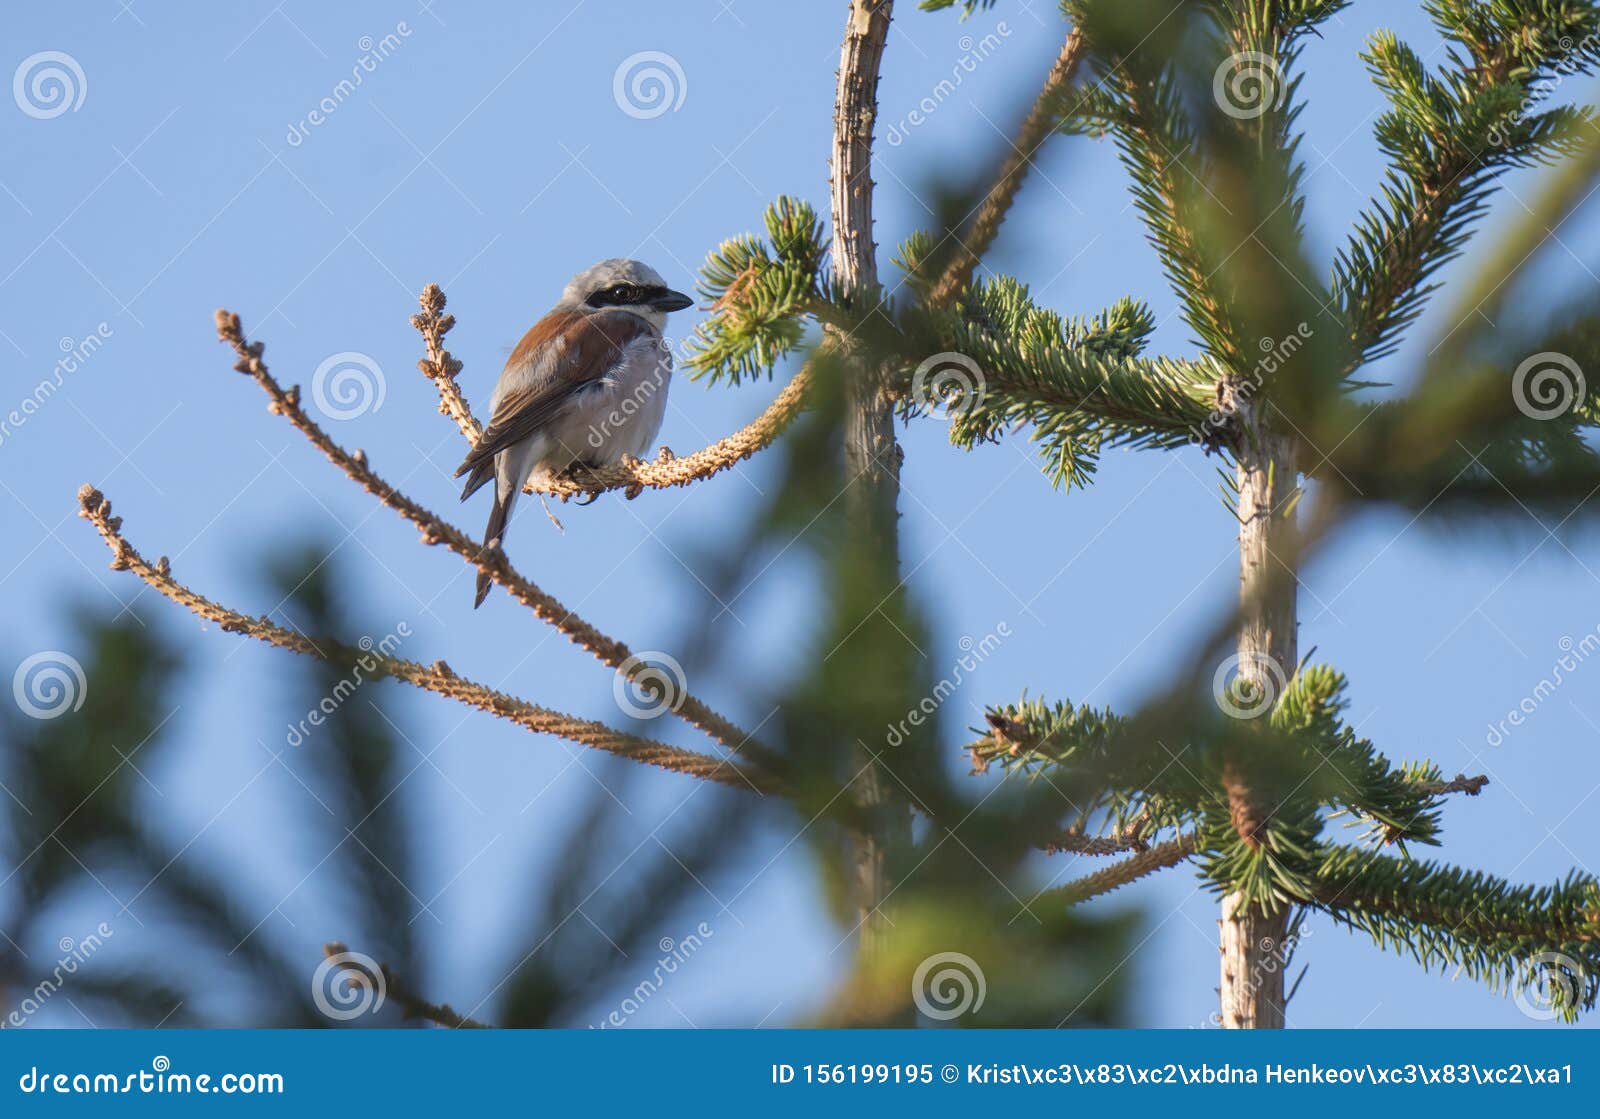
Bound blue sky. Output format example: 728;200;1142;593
2;0;1597;1028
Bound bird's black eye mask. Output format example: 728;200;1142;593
585;282;667;308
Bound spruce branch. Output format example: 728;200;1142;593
968;696;1205;842
321;941;490;1029
410;284;813;499
1037;833;1201;907
1307;847;1600;1019
971;679;1491;870
1060;43;1241;366
688;197;834;385
939;296;1221;485
689;201;1222;490
1311;851;1600;946
76;485;772;793
1333;4;1600;368
214;308;770;768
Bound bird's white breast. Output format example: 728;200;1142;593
552;334;672;466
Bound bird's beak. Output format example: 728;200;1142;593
651;289;694;313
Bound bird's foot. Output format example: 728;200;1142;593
617;454;646;499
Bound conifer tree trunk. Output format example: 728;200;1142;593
830;0;906;963
1219;400;1296;1029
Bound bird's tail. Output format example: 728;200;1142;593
468;440;540;609
475;487;514;609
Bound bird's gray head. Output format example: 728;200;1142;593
557;258;694;330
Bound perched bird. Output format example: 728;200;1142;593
456;258;693;607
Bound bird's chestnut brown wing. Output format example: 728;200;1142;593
454;310;653;478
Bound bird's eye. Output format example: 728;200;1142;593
612;284;637;302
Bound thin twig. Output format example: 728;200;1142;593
411;283;811;499
215;308;771;768
77;484;774;794
1412;773;1490;798
411;284;474;443
1039;830;1151;857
